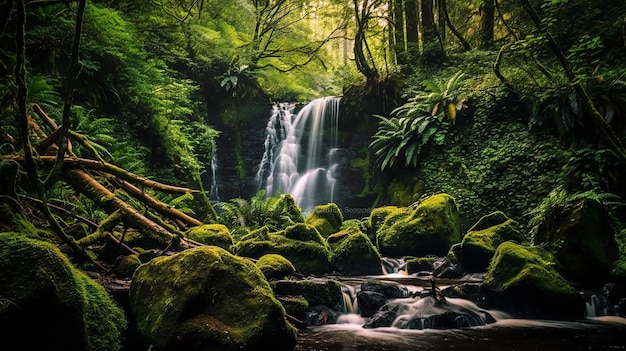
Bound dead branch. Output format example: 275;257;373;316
111;177;202;229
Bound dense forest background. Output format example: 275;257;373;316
1;0;626;250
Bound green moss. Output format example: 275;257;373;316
112;254;141;278
283;223;326;246
235;231;332;275
328;227;381;275
186;223;234;251
0;232;127;351
304;203;344;237
129;245;297;350
256;254;296;280
376;194;461;257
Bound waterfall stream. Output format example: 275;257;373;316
256;96;341;213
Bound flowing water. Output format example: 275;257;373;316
294;260;626;351
256;97;341;213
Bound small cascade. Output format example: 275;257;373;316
256;96;341;213
209;148;220;201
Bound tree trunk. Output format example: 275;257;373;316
480;0;495;49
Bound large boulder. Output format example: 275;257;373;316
374;193;462;257
128;245;297;351
478;241;586;319
532;197;620;287
327;227;382;275
235;223;332;275
449;211;524;273
0;232;127;351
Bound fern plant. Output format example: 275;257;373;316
370;70;468;171
216;190;304;238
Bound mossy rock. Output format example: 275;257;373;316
185;223;234;251
367;205;410;239
533;197;620;287
0;199;40;237
256;254;297;280
283;223;327;247
0;232;127;351
450;211;523;273
112;253;142;278
272;278;344;311
328;227;382;276
304;203;344;238
479;241;586;320
235;224;332;275
237;235;331;275
405;257;436;274
129;246;297;351
375;194;462;257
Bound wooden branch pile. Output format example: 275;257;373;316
5;104;207;270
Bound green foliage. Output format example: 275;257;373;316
564;145;626;192
216;191;304;238
526;186;625;242
370;71;468;171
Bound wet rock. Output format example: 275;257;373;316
356;290;388;317
364;296;494;330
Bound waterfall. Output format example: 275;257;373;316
209;148;220;201
256;96;341;213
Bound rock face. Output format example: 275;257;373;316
533;197;620;287
478;241;586;320
129;245;297;351
374;193;462;257
0;232;127;351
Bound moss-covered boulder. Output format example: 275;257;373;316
272;278;344;309
0;232;127;351
533;197;620;287
304;203;344;237
128;245;297;351
405;256;436;274
375;194;462;257
450;211;524;272
112;253;142;278
235;223;332;275
256;253;297;280
478;241;586;319
185;224;234;251
328;227;382;275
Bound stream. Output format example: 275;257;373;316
292;270;626;351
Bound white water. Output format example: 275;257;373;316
255;97;341;213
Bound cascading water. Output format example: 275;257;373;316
209;148;220;201
255;96;341;212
